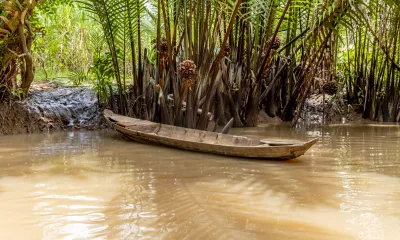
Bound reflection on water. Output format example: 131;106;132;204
0;125;400;240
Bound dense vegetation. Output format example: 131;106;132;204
1;0;400;128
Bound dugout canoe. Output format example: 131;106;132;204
104;110;317;160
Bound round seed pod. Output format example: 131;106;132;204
266;36;281;50
160;38;168;54
158;38;168;61
178;60;197;80
224;44;231;56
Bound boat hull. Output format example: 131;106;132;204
104;110;317;160
113;123;317;160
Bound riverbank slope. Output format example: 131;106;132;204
0;84;105;135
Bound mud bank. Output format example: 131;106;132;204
297;94;365;126
0;85;105;135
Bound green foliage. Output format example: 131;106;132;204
90;53;114;102
69;68;89;86
32;2;101;83
38;0;74;14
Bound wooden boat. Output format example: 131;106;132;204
104;110;317;160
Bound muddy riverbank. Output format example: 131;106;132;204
0;84;367;135
0;84;105;135
297;93;368;126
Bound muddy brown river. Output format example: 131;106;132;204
0;124;399;240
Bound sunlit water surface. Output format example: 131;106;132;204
0;124;400;240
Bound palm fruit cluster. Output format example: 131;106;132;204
160;39;168;53
224;44;231;56
159;38;168;60
322;81;338;95
261;37;281;59
179;60;197;81
262;68;271;80
266;36;281;50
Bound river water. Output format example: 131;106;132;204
0;125;399;240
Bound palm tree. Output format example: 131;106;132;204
74;0;400;127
